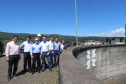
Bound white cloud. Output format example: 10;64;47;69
89;28;125;37
89;34;92;36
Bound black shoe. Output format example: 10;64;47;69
42;70;45;72
28;70;31;73
49;69;53;71
13;75;18;78
31;72;34;75
38;71;40;73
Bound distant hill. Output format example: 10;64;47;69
0;31;105;45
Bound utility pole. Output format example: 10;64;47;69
125;24;126;44
75;0;78;46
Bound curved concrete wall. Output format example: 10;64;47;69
59;47;103;84
73;44;126;80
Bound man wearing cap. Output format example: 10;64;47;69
37;34;43;43
20;36;33;73
6;35;21;81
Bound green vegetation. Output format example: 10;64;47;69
0;31;105;46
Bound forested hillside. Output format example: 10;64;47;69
0;31;105;45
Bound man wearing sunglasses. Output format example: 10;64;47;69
30;37;42;74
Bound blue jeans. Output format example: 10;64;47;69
50;51;55;67
42;52;51;70
54;51;61;66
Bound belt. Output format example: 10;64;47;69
42;51;49;53
9;55;19;56
24;52;30;53
54;50;59;51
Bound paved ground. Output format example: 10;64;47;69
0;53;59;84
103;74;126;84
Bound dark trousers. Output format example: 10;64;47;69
8;55;19;77
32;53;41;73
54;51;61;66
24;52;31;71
42;52;52;70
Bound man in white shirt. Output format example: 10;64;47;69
61;40;67;51
40;36;52;72
20;36;33;73
48;36;55;68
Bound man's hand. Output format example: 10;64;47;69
6;57;9;62
47;52;50;56
31;55;34;59
40;55;42;58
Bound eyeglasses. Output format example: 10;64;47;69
14;38;18;39
35;40;38;41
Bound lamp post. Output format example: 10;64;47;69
125;24;126;44
75;0;78;46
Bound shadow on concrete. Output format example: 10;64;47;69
0;55;5;58
16;70;25;76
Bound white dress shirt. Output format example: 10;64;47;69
48;40;54;50
20;41;33;52
61;44;64;51
6;41;21;57
40;41;49;53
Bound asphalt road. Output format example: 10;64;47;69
0;53;59;84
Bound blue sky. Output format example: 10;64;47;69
0;0;126;36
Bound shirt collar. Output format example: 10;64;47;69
43;41;47;43
26;41;31;43
50;40;53;43
35;43;39;45
12;41;17;44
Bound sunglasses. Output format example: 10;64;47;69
35;40;38;41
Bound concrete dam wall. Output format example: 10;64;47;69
59;44;126;84
73;44;126;80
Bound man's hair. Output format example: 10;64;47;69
27;36;31;39
43;36;47;38
35;37;38;40
13;35;18;38
55;37;58;39
50;36;53;38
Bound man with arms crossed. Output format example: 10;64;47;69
6;35;21;81
20;36;33;73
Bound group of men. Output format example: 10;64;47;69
5;34;67;81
